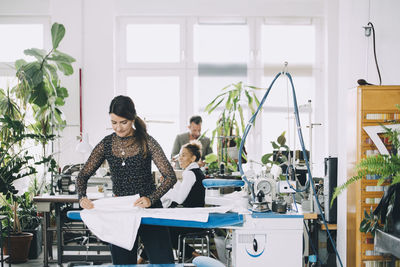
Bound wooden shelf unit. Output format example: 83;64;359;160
347;85;400;267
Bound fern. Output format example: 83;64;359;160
331;125;400;206
331;174;363;204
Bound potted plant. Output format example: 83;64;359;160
0;116;37;263
332;123;400;237
261;131;290;178
13;22;75;193
18;191;43;259
0;22;75;262
205;82;262;173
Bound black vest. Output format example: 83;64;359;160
181;168;205;208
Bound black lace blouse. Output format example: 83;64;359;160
76;132;177;205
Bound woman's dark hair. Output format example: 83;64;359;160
109;95;148;155
182;140;202;162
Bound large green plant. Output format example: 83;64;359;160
0;116;42;234
0;22;74;233
205;82;261;172
14;22;75;162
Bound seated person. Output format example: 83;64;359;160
171;115;212;167
138;141;206;263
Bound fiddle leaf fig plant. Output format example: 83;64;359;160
12;22;75;177
15;22;74;138
0;22;75;234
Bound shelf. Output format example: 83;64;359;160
347;85;400;267
318;221;337;230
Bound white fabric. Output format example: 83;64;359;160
81;195;142;250
161;162;198;208
81;195;232;251
140;205;232;222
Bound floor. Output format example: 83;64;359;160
9;248;196;267
8;251;111;267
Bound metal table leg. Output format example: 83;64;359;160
43;211;49;267
55;203;62;266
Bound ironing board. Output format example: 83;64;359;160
67;210;243;228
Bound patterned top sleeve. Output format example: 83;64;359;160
147;135;177;204
76;139;106;199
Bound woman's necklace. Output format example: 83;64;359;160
121;148;126;166
119;129;134;166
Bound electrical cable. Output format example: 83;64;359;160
368;22;382;85
292;193;298;212
303;220;323;266
238;70;344;267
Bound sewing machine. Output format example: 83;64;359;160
202;171;303;267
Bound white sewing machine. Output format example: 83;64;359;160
203;174;303;267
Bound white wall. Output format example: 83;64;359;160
336;0;400;266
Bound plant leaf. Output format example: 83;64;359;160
51;23;65;49
30;82;48;107
261;153;273;165
56;62;73;76
24;48;47;61
48;50;76;64
277;131;286;146
271;141;279;150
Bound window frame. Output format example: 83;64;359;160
0;16;50;70
115;15;324;174
116;17;187;70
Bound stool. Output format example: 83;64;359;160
177;230;212;263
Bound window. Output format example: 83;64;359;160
126;24;181;63
117;18;185;155
0;24;44;63
193;24;249;63
126;75;180;156
117;17;322;167
260;22;316;159
0;18;49;186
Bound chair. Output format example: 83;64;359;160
192;256;225;267
177;229;212;263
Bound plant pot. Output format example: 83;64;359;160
23;224;42;259
3;232;33;263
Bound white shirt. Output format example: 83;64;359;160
161;162;199;208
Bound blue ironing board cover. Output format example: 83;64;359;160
202;178;245;188
75;265;183;267
67;210;243;228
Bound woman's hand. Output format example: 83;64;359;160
134;196;151;208
79;197;94;209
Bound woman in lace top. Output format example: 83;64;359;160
77;95;176;264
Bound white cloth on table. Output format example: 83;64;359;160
80;195;233;250
80;195;142;250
